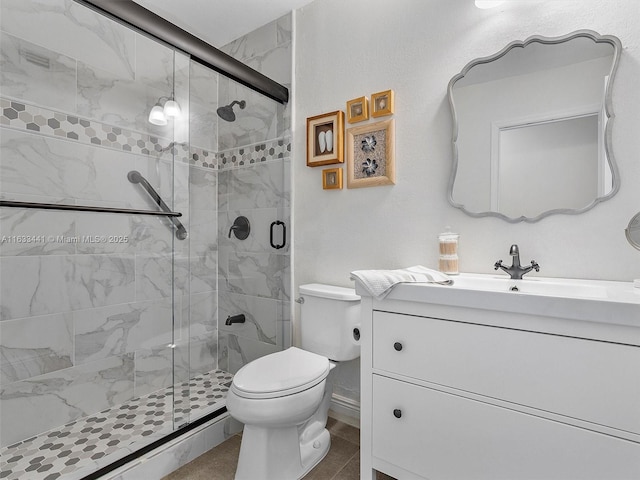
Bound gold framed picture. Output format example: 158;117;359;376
322;168;343;190
346;96;369;123
346;119;395;189
306;111;344;167
371;89;395;117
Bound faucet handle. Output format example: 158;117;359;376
494;260;503;270
530;260;540;272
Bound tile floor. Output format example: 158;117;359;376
0;370;233;480
162;417;396;480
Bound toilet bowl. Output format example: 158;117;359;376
226;348;334;480
227;347;330;427
226;284;361;480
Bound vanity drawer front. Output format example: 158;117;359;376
372;375;640;480
372;311;640;434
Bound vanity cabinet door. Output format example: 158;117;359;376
372;311;640;434
372;375;640;480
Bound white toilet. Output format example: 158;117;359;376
226;283;361;480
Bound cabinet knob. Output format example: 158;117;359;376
393;409;402;418
393;342;403;351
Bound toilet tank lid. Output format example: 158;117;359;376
299;283;360;301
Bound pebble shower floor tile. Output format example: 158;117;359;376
0;369;233;480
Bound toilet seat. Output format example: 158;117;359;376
231;347;330;400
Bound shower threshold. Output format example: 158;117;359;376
0;369;233;480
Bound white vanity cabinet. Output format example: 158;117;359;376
358;279;640;480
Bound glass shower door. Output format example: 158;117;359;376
1;2;291;478
0;0;190;476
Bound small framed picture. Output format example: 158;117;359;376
371;89;394;117
346;96;369;123
322;168;343;190
346;119;395;189
306;111;344;167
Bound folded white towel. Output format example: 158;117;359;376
350;265;452;299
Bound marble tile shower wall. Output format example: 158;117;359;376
218;14;292;150
0;0;292;450
0;0;215;449
217;157;292;374
217;14;293;374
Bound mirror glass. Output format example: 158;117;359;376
626;213;640;251
448;31;621;222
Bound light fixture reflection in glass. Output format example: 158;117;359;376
148;97;181;125
163;100;181;118
148;103;167;126
475;0;506;8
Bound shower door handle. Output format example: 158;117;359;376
270;221;286;250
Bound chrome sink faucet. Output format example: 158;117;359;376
494;244;540;280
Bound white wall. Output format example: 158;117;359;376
293;0;640;402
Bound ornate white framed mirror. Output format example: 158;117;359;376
447;30;622;222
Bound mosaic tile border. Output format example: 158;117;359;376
0;97;191;163
189;145;217;169
216;138;292;170
0;369;233;480
1;97;291;171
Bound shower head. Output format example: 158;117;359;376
217;100;246;122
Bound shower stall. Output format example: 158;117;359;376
0;1;291;478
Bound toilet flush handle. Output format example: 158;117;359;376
352;325;361;343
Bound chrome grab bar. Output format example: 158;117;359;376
127;171;187;240
0;172;188;241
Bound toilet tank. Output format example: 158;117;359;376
298;284;361;361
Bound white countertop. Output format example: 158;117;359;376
356;272;640;328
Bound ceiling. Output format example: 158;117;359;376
132;0;315;47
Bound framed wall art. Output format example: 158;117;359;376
346;119;395;188
371;89;394;117
346;96;369;123
322;168;343;190
306;110;344;167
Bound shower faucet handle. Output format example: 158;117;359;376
228;216;250;240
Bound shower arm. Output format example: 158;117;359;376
127;171;188;240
